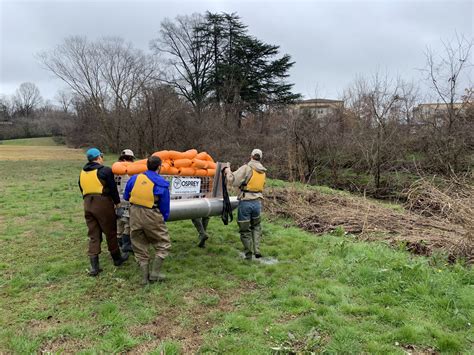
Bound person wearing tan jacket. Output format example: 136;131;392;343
225;149;267;260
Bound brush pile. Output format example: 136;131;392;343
405;175;473;262
265;183;472;263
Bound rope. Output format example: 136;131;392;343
221;167;234;225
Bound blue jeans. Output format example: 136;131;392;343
238;199;261;222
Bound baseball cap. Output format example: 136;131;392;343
121;149;135;157
86;148;102;161
251;148;262;158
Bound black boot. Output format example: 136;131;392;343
121;234;133;253
111;250;129;266
88;256;102;276
197;234;209;248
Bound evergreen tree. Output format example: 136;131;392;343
153;12;300;124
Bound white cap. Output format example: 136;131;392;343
121;149;135;157
251;148;262;158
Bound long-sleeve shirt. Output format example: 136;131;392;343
78;161;120;204
226;159;267;200
123;170;171;221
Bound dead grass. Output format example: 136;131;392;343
0;146;84;161
265;186;472;262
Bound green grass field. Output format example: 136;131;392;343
0;142;473;353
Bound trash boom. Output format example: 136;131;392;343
165;162;239;222
168;196;239;221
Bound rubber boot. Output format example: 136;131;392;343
238;221;252;260
121;234;133;254
251;216;262;258
193;218;209;248
111;250;129;266
88;256;102;276
140;263;149;286
149;257;165;283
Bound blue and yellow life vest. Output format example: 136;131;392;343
130;174;155;208
80;169;104;195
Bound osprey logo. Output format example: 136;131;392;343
173;178;182;190
171;177;201;195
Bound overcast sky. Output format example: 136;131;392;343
0;0;473;104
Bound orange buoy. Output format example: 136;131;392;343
168;150;184;160
152;150;171;161
206;169;216;176
112;162;129;175
182;149;198;159
192;158;208;169
178;167;196;176
173;158;193;168
127;163;147;175
194;169;208;176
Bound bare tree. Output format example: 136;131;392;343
0;95;13;121
345;73;408;193
55;89;74;113
38;36;160;150
151;14;214;119
421;34;474;172
13;82;43;117
423;33;473;131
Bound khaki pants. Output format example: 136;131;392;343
117;218;130;236
83;195;119;256
129;205;171;265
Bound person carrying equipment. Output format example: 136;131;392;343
192;217;210;248
114;149;135;256
79;148;129;276
124;156;171;285
224;149;267;260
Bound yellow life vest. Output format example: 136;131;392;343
243;168;266;193
130;174;155;208
80;169;104;196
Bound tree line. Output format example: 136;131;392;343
1;13;472;199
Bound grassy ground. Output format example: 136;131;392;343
0;136;61;146
0;143;473;353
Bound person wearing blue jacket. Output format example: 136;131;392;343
124;156;171;285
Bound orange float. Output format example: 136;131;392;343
173;158;193;168
113;150;217;177
178;167;196;176
127;163;147;175
112;161;129;175
181;149;198;159
152;150;171;161
194;169;208;176
192;158;208;169
195;152;212;161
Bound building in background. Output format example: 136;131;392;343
291;98;344;118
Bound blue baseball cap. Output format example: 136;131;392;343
86;148;102;161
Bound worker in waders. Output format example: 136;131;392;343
124;156;171;285
114;149;135;256
192;217;210;248
224;149;267;260
79;148;128;276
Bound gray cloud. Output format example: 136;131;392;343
1;0;472;102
